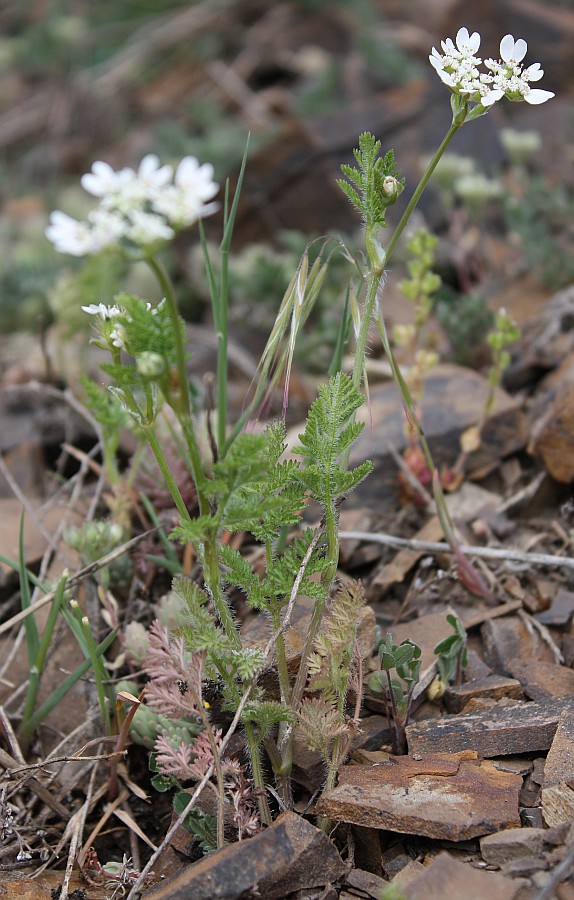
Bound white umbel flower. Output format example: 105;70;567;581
430;27;553;111
485;34;555;105
47;152;219;257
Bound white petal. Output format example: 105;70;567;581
524;89;555;104
468;31;481;52
456;27;470;47
524;63;543;81
138;154;161;176
500;34;516;62
429;52;443;71
481;89;504;106
438;69;456;88
513;38;527;62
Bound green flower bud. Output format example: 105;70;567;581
136;351;165;379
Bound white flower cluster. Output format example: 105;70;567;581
46;154;219;256
430;28;554;109
81;298;165;351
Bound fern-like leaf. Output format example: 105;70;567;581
337;133;404;230
293;372;373;505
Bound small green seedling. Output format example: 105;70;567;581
368;634;421;755
434;613;468;687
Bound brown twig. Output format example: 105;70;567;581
339;530;574;571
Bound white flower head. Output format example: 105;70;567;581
485;34;555;105
430;27;554;112
81;160;133;199
429;27;484;97
109;324;128;350
48;152;219;258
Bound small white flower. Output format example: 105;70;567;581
88;208;127;248
137;154;173;192
124;209;175;245
81;303;121;318
152;156;219;227
500;34;527;65
45;211;97;256
429;27;486;101
109;324;127;349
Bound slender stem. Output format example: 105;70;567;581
203;538;241;648
146;255;191;418
145;255;208;510
385;120;460;266
351;271;380;394
216;244;229;451
143;427;193;525
267;545;292;707
243;722;271;825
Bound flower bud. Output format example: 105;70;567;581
381;175;403;205
136;351;165;379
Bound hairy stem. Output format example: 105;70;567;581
243;721;271;825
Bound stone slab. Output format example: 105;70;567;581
315;750;521;842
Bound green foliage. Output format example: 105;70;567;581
307;580;366;704
172;577;232;661
397;229;441;327
434;286;494;366
241;699;294;743
173;794;218;853
504;177;574;290
338;133;404;230
294;372;373;503
368;634;421;754
434;614;468;686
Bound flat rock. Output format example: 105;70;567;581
406;697;574;758
544;711;574;787
481;616;557;676
399;851;519;900
144;810;347;900
443;675;524;713
542;711;574;827
349;364;527;509
314;751;521;841
536;591;574;627
530;383;574;482
480;827;549;866
541;782;574;828
345;868;388;899
507;659;574;700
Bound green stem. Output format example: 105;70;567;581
204;537;241;648
82;615;111;733
21;576;67;733
351;271;380;394
244;721;271;825
146;255;192;418
216;243;229;452
385;120;460;267
145;255;208;511
143;427;193;525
